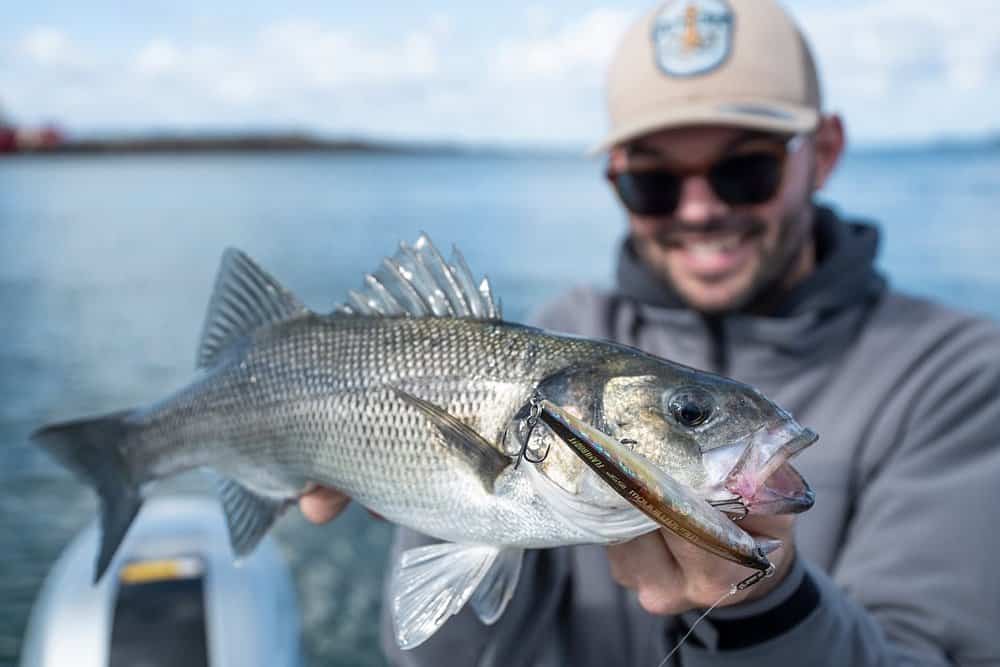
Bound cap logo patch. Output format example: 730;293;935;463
652;0;733;77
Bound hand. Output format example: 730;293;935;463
299;486;351;524
607;514;795;615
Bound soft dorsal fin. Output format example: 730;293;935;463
197;249;308;369
335;234;502;320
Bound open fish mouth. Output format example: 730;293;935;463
705;422;818;516
728;459;815;515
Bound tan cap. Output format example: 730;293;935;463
595;0;821;152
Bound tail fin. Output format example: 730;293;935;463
31;411;142;583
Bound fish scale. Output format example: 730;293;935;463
31;237;818;649
130;315;600;544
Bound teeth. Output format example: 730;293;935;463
688;236;742;255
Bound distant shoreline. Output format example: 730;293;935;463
0;134;587;159
1;131;996;159
0;133;473;157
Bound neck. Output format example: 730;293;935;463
782;208;818;292
743;206;818;316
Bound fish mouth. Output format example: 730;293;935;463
735;460;815;515
706;422;818;517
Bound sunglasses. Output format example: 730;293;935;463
607;135;806;217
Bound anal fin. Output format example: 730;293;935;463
391;542;522;649
216;478;291;557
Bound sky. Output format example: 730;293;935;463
1;0;997;147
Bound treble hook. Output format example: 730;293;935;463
708;497;750;522
514;393;552;468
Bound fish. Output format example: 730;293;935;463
31;234;818;649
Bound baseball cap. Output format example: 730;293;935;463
595;0;822;152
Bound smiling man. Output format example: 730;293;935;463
609;127;828;315
302;1;1000;664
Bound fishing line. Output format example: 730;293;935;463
654;565;774;667
655;588;734;667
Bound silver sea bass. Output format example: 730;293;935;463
32;235;817;649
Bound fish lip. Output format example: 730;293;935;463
745;468;816;514
783;427;819;457
785;485;815;513
722;422;818;514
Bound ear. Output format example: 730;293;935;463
607;145;628;177
811;114;846;191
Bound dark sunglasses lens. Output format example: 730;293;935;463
613;171;681;216
709;153;783;206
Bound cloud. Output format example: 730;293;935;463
0;18;449;130
491;8;634;82
257;20;439;88
123;20;440;110
427;13;454;39
3;2;999;145
133;39;180;76
3;10;631;144
18;27;81;68
792;0;1000;142
444;8;629;144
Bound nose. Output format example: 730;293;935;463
674;174;727;224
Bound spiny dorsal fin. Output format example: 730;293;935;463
197;249;307;369
335;234;502;320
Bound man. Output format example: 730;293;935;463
302;0;1000;664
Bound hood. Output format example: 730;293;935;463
615;205;886;319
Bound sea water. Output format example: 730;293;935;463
1;147;997;666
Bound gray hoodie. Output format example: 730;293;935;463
381;207;1000;666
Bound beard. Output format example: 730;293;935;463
633;197;816;316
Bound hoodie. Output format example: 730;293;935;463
381;206;1000;666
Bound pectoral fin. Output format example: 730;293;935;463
391;542;523;649
391;387;509;483
470;548;524;625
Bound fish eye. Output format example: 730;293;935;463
666;388;715;428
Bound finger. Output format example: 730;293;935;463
607;532;684;615
652;530;755;609
299;486;350;524
658;514;796;606
657;513;792;576
608;532;674;587
736;514;793;541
